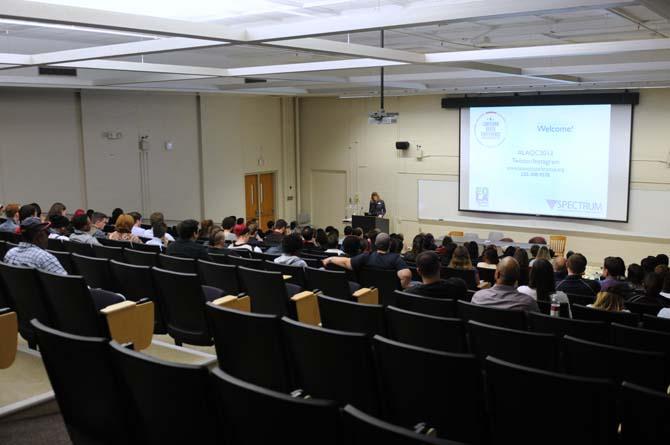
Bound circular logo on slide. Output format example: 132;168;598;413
474;111;507;147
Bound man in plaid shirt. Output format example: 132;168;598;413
4;217;67;275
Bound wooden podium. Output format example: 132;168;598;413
352;215;389;234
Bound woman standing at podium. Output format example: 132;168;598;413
368;192;386;217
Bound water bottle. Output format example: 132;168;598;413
550;294;560;317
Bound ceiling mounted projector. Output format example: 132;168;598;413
368;29;398;125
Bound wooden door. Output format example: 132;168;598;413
244;174;258;223
259;173;275;228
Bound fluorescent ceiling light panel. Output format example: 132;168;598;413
29;0;317;21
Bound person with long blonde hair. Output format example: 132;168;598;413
588;285;629;312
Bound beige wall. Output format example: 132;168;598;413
0;89;292;226
299;91;670;266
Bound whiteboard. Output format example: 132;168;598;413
417;178;669;239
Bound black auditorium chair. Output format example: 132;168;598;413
393;290;457;317
441;267;478;290
223;248;252;258
566;293;596;307
358;267;401;306
129;242;162;253
0;262;51;349
31;320;134;444
237;267;298;317
197;260;241;295
93;244;124;262
71;253;117;292
342;405;461;445
476;267;495;285
457;300;527;330
300;257;323;268
385;306;466;353
207;253;228;264
250;251;280;262
110;260;166;334
64;241;96;257
151;267;223;346
158;254;197;274
211;368;341;445
562;335;667;391
98;238;131;248
47;249;75;274
206;303;292;392
325;262;358;283
109;341;219;443
610;322;670;355
305;267;357;301
624;301;664;316
526;311;610;344
123;248;158;267
373;335;486;444
642;313;670;333
281;317;379;415
619;382;670;445
38;271;120;337
467;320;559;371
571;304;640;326
47;238;66;252
317;294;386;336
226;255;264;269
265;261;307;288
485;356;617;445
0;240;7;260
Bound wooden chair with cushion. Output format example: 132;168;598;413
0;307;18;369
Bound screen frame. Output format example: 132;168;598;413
457;103;634;223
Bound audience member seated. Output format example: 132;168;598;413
501;246;516;258
220;216;238;242
128;212;145;238
301;226;320;250
198;219;214;242
529;245;540;262
264;220;275;237
273;233;307;267
403;233;425;263
90;212;108;238
48;215;70;241
405;251;467;299
246;223;263;244
264;219;289;252
207;230;227;256
109;207;123;225
626;263;645;294
553;256;568;281
598;256;637;301
423;233;437;251
448;246;480;282
629;271;664;306
587;285;630;312
46;202;67;220
513;247;530;284
518;259;570;312
529;245;551;266
389;233;404;254
229;227;262;253
343;225;353;236
19;204;38;222
109;214;143;243
435;235;453;256
69;214;102;246
439;242;458;267
556;253;600;297
528;236;547;245
659;273;670;308
233;218;246;237
4;217;68;274
165;219;209;260
465;241;480;266
657;253;669;267
324;232;345;256
324;233;412;289
471;257;540;312
641;256;659;275
139;212;175;242
315;228;328;249
477;247;499;270
146;222;169;248
655;264;669;276
0;203;19;233
341;235;363;258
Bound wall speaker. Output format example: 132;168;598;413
395;141;410;150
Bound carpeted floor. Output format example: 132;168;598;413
0;401;70;445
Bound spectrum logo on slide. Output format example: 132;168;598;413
546;199;602;213
475;112;506;147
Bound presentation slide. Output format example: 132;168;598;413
459;104;632;222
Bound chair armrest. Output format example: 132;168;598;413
352;287;379;305
212;295;251;312
0;309;18;369
283;275;292;281
101;300;154;351
291;291;321;326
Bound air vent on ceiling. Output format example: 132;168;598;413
38;67;78;77
244;78;267;84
